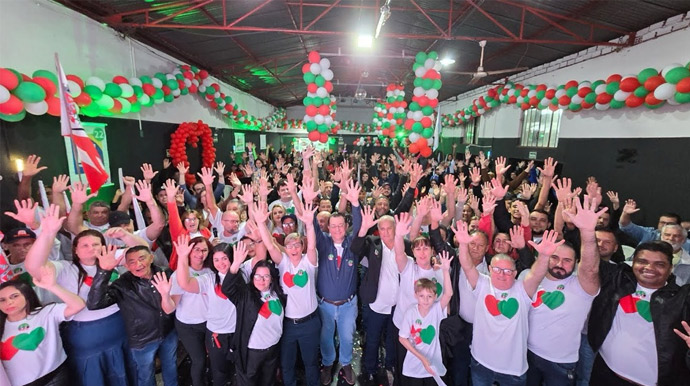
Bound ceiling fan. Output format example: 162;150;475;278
444;40;529;84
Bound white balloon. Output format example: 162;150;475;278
541;97;551;106
409;132;421;143
67;81;81;97
310;63;322;75
661;63;684;78
24;101;48;115
319;58;331;70
407;111;414;119
129;77;143;87
119;84;134;98
427;89;439;100
667;97;679;106
316;87;328;98
571;95;583;104
202;78;213;87
214;91;221;98
413;87;425;97
595;84;607;94
86;76;105;91
322;69;334;81
478;108;485;114
192;79;199;86
140;94;151;105
166;74;176;80
595;103;609;111
516;96;524;104
198;85;207;93
653;83;675;100
303;114;313;122
184;79;192;87
424;58;435;69
172;89;181;97
433;62;443;72
315;114;325;124
578;81;591;89
325;115;333;125
613;90;631;102
415;67;426;78
0;85;9;103
152;78;163;88
527;90;537;98
413;111;424;121
507;89;516;97
427;138;434;146
555;89;567;99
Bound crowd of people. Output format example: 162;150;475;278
1;143;689;386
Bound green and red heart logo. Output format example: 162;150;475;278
431;278;442;295
0;327;46;360
83;272;118;287
619;294;652;322
283;270;308;288
419;325;435;344
214;284;228;300
485;295;519;319
532;289;565;310
258;299;283;319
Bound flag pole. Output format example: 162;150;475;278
55;53;84;185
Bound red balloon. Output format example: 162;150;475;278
306;105;317;116
177;80;185;90
127;95;138;103
545;89;556;99
520;103;530;110
577;87;592;97
210;101;218;109
32;77;57;97
66;74;85;90
596;93;613;104
46;96;61;116
420;117;432;128
183;71;194;80
644;93;663;106
112;76;129;84
308;51;321;64
429;99;438;108
536;84;547;92
606;74;622;83
420;147;432;158
409;143;419;154
0;95;23;115
565;80;578;89
319;133;328;143
676;78;690;93
189;85;198;93
110;99;122;113
558;96;570;106
198;70;209;79
581;101;594;109
211;83;220;92
308;130;320;141
318;105;330;115
324;81;333;93
520;88;529;97
307;83;318;93
162;86;171;95
619;78;640;92
625;95;644;108
424;69;440;79
404;119;413;130
643;75;665;91
142;84;156;96
508;96;517;104
0;68;19;90
21;73;31;81
74;93;92;106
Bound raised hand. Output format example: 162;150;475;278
482;194;497;216
297;202;317;224
140;163;159;181
554;178;573;203
606;191;620;210
134;180;154;202
173;234;193;258
239;184;254;205
515;200;530;222
52;175;70;194
96;245;123;271
32;263;57;289
104;227;131;240
233;242;248;265
537;157;557;178
439;250;454;272
258;177;272;199
416;196;433;218
451;221;473;245
197;167;215;187
371;176;380;187
455;186;469;204
176;162;189;175
520;183;534;200
673;321;690;349
494;156;511;176
489;178;508;199
163;179;178;201
38;204;66;234
509;226;526;249
395;212;412;236
343;180;362;204
622;199;640;215
301;146;315;161
528;230;565;257
469;194;480;214
286;173;298;193
340;159;353;181
442;174;458;197
228;173;242;189
69;182;97;205
151;272;172;295
244;220;261;241
563;195;608;232
360;205;379;231
430;199;444;223
469;167;481;185
214;161;226;177
22;155;48;177
300;175;319;203
250;201;269;223
4;199;39;228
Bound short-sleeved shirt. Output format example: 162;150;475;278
368;243;400;315
1;304;69;386
53;260;120;322
196;272;237;333
208;211;246;245
170;268;213;324
277;253;318;318
393;258;444;329
528;274;597;363
457;260;488;323
599;284;658;386
248;291;284;349
398;302;447;378
470;274;533;376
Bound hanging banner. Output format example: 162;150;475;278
63;122;111;186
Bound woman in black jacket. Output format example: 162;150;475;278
222;257;286;386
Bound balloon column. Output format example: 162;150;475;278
169;121;216;186
380;84;407;139
442;62;690;126
403;52;442;157
302;51;337;143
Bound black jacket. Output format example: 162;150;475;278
86;265;176;349
221;270;286;373
351;235;412;306
588;262;690;385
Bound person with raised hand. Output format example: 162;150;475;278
64;181;111;234
201;167;246;246
23;204;131;386
16;154;48;201
453;218;563;386
0;262;86;386
526;195;604;386
87;240;178;386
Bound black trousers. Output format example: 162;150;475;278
236;344;280;386
176;320;208;386
590;354;638;386
26;362;70;386
205;329;234;386
400;375;437;386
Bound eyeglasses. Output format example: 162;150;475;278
282;222;296;227
192;248;209;254
243;241;256;247
285;242;302;249
490;266;516;276
253;274;271;281
329;223;346;229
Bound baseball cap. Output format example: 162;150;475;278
4;228;37;243
108;211;132;227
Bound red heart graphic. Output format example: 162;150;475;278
283;272;295;288
619;294;639;313
484;295;500;316
0;337;18;360
532;289;546;308
258;302;272;319
214;284;227;300
83;276;93;287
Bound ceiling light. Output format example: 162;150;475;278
358;34;373;48
375;0;392;39
440;58;456;66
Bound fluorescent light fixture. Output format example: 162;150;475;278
358;34;373;48
440;58;456;66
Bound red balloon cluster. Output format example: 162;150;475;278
169;121;216;186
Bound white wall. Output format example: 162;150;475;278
440;17;690;139
0;0;275;127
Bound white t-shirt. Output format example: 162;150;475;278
393;258;444;328
248;291;284;349
209;211;246;245
528;274;597;363
278;253;318;319
398;302;447;378
457;260;488;323
196;273;237;333
84;221;110;233
1;304;69;386
107;228;155;249
470;274;533;376
600;284;658;386
52;260;120;322
368;243;400;315
269;199;295;214
170;268;213;324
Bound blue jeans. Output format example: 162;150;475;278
362;304;397;375
319;295;358;366
281;314;321;386
576;333;595;386
526;350;576;386
448;323;473;386
470;356;527;386
130;330;178;386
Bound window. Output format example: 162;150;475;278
463;117;479;145
520;109;561;148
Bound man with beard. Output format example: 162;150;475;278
595;228;620;264
660;224;690;285
526;197;605;386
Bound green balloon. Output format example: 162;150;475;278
412;122;423;133
422;106;434;115
303;73;315;84
215;97;223;104
140;75;152;84
154;72;167;82
675;92;690;104
100;109;114;116
591;80;605;89
166;79;179;90
205;87;216;96
104;83;122;98
191;65;199;72
306;121;317;131
180;88;189;95
413;63;422;71
568;103;581;111
665;67;690;84
536;90;545;99
637;68;658;83
313;98;322;107
225;96;233;103
537;103;546;110
566;87;577;97
422;128;433;138
428;51;438;60
645;101;665;109
422;78;434;90
387;96;395;103
551;97;559;105
14;81;46;103
81;102;100;117
413;78;422;87
415;52;428;64
409;102;421;111
132;85;143;97
175;73;184;80
557;85;565;90
633;86;649;98
32;70;58;85
153;89;164;100
331;105;337;111
584;93;596;104
433;79;442;90
317;124;328;133
96;95;115;110
322;97;330;105
119;99;132;114
303;96;313;106
383;122;390;128
0;110;26;122
130;101;141;113
605;81;619;95
315;75;325;87
610;99;624;109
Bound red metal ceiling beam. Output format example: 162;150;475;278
466;0;518;40
227;0;273;27
409;0;448;37
525;7;584;41
303;0;341;30
105;0;196;21
150;0;213;25
285;2;451;14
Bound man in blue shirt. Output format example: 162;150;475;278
618;199;690;253
314;179;362;385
